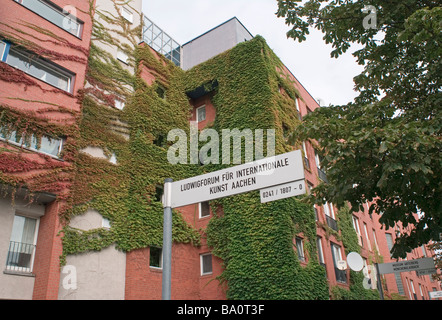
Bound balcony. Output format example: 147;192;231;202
6;241;36;273
326;215;339;232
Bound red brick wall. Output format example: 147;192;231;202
32;200;63;300
0;0;92;300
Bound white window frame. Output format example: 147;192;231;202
316;237;324;264
116;49;129;64
372;229;379;252
102;217;111;229
199;201;210;219
121;7;133;23
200;253;213;276
6;214;40;273
115;99;125;110
109;152;117;165
364;223;372;251
0;126;64;159
296;237;305;262
196;105;206;123
352;215;363;246
14;0;83;38
1;40;74;93
323;202;335;219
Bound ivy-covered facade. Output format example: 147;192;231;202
1;0;439;300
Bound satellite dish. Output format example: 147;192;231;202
362;266;369;278
362;277;372;290
347;252;364;271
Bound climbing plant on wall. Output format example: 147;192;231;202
179;36;329;300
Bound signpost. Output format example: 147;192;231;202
260;179;305;203
162;150;306;299
377;257;436;275
429;291;442;299
169;150;305;208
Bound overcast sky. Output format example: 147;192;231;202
141;0;364;106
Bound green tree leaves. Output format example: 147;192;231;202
277;1;441;258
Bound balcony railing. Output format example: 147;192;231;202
326;215;339;232
6;241;35;272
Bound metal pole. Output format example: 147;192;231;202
162;178;173;300
374;263;384;300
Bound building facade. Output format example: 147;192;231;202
0;0;440;300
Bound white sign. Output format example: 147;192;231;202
416;268;437;277
429;291;442;299
337;260;347;271
378;258;435;275
260;180;305;203
170;150;305;208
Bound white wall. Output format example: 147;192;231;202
58;209;126;300
0;197;45;300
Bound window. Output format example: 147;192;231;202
0;41;6;60
102;217;111;229
116;49;129;64
364;223;372;251
121;7;133;23
421;245;427;257
372;229;379;252
419;284;425;300
109;153;117;165
196;105;206;123
296;237;305;262
14;0;83;38
1;40;74;92
115;99;125;110
352;215;363;246
6;215;39;273
385;233;394;257
199;201;210;218
410;280;417;300
200;253;212;275
0;127;64;158
331;243;346;283
150;247;162;269
316;237;324;265
155;84;165;99
302;141;310;169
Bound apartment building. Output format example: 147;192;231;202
0;0;440;300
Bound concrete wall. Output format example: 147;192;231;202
93;0;142;76
58;209;126;300
181;17;253;70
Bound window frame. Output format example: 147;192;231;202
121;7;134;23
295;237;305;262
116;49;129;64
199;201;210;219
1;40;75;93
149;247;163;269
6;214;40;273
196;105;206;123
200;253;213;276
0;125;64;159
14;0;84;38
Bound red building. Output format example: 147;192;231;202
0;0;440;300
